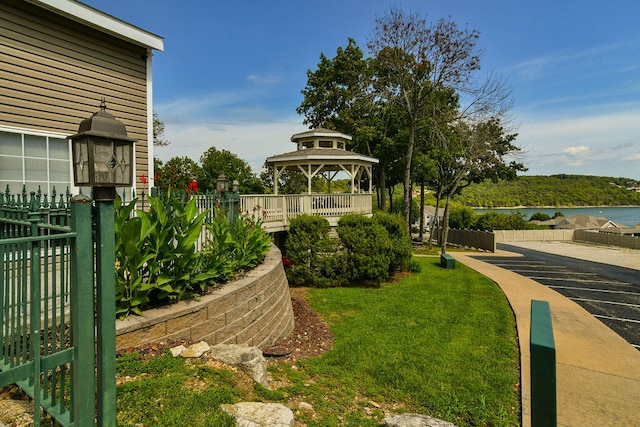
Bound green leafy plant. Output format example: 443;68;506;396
337;214;393;284
114;196;156;317
138;195;214;303
284;214;338;287
114;193;272;318
373;212;413;272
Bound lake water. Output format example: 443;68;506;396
473;207;640;227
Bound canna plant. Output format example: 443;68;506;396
114;195;156;317
114;192;271;318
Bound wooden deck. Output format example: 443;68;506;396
239;193;373;232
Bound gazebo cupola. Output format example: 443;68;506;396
266;128;379;195
295;129;349;150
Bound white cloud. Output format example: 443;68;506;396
515;109;640;178
563;146;590;155
247;74;282;85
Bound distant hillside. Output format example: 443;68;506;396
454;175;640;207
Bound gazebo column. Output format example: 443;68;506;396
273;164;278;195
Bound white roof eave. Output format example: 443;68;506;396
27;0;164;51
266;153;379;164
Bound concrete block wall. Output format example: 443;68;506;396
115;245;295;351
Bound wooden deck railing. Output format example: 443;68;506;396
239;193;373;232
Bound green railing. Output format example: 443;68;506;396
1;189;96;426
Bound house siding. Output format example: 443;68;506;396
0;0;151;185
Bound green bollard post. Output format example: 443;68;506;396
95;190;117;427
530;299;557;427
70;194;96;426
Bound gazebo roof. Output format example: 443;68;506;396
265;128;379;195
266;148;378;164
290;128;352;142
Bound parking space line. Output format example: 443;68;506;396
527;276;627;284
595;314;640;324
571;298;640;309
513;272;598;278
548;285;639;296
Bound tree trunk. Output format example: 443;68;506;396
441;195;452;254
403;123;416;230
388;186;394;212
418;181;425;242
378;168;387;210
428;184;443;251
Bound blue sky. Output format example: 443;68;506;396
84;0;640;180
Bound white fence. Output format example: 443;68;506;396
494;229;575;242
240;193;373;232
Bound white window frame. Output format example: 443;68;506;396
0;125;79;198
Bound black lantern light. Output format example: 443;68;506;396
216;173;229;193
69;99;136;201
232;179;240;193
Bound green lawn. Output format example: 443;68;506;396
115;256;521;426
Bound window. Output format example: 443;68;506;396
0;130;72;198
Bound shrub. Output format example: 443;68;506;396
373;212;413;272
529;212;551;221
449;205;477;229
474;211;545;231
285;214;337;287
408;259;422;273
337;214;393;284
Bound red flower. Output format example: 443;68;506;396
188;179;198;193
140;174;148;185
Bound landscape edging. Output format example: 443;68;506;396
115;245;294;351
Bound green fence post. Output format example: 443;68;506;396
530;299;557;427
28;197;42;425
70;195;96;426
95;199;117;427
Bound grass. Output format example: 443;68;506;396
115;256;521;426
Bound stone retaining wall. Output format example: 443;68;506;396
115;245;295;351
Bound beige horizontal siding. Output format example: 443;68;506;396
1;0;151;182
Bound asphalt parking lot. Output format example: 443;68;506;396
474;243;640;350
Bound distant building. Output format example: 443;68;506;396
553;214;618;230
418;205;444;230
531;214;640;236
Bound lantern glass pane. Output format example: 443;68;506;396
73;137;91;185
92;140;116;184
112;141;132;186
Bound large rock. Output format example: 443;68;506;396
382;413;457;427
180;341;210;358
209;344;270;388
220;402;294;427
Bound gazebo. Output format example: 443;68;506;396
265;128;379;195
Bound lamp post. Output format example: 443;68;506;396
216;174;240;224
69;99;135;427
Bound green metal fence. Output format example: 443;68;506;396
0;185;240;425
1;187;96;426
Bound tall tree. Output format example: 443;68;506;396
437;117;525;253
297;39;405;210
155;156;201;193
153;112;170;147
199;147;263;194
367;7;492;227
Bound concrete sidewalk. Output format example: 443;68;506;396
452;244;640;427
